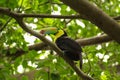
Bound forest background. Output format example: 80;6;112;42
0;0;120;80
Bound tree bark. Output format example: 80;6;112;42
60;0;120;44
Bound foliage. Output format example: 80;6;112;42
0;0;120;80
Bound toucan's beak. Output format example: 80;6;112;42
40;27;58;35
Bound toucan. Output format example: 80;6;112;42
40;27;83;69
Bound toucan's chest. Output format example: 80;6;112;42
55;36;82;51
55;36;67;50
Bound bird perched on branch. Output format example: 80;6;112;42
40;27;83;69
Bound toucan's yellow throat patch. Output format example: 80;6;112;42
54;30;64;42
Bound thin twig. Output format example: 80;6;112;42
0;17;12;32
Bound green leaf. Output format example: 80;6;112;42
21;76;29;80
51;73;60;80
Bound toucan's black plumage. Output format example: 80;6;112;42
40;28;83;69
55;31;83;69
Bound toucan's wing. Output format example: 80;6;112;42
56;37;82;52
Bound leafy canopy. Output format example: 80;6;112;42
0;0;120;80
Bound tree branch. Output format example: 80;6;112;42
20;14;86;19
60;0;120;44
0;17;12;32
76;34;112;46
114;16;120;20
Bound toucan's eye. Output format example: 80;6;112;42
40;30;45;34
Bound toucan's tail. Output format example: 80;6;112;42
79;53;82;69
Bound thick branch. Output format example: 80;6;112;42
60;0;120;44
76;34;112;46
